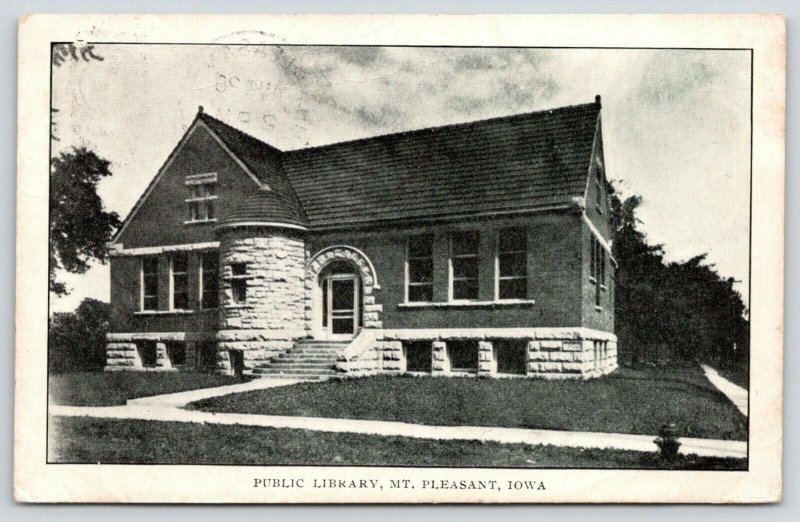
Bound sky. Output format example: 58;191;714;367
50;44;752;313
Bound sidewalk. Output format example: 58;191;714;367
701;364;748;417
50;402;747;459
126;377;303;408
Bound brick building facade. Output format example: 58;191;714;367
105;97;617;379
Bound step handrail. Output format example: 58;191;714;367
337;329;380;362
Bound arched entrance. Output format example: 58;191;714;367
306;245;381;340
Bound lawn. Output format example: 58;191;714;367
49;371;251;406
189;368;747;441
48;417;745;469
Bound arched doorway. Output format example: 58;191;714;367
317;260;363;340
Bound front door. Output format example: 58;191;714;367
325;274;359;340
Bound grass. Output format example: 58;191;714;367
189;367;747;441
48;417;745;469
49;371;251;406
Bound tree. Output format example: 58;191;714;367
50;148;121;296
607;181;749;375
48;298;111;373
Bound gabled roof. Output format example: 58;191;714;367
282;101;601;229
198;112;307;228
117;99;603;238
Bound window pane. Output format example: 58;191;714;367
172;253;187;272
231;263;247;276
499;251;526;278
331;278;355;310
206;200;215;220
189;201;199;221
232;279;247;304
206;183;216;196
332;317;354;335
499;227;526;252
449;340;479;371
499;278;527;300
143;295;158;311
452;231;479;256
453;279;479;300
404;341;432;372
143;257;158;275
409;258;433;283
408;234;433;258
408;284;433;303
201;252;219;308
452;257;478;279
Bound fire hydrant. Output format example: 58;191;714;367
655;423;681;462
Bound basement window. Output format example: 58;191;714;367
494;339;527;375
448;340;479;372
166;341;186;366
403;341;433;373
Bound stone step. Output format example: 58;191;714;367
269;362;336;369
275;355;338;362
285;350;342;356
255;365;337;372
253;369;337;377
251;372;331;380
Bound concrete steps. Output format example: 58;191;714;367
252;339;348;380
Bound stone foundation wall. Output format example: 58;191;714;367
336;328;617;380
104;332;214;371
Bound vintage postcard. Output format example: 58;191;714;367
15;14;784;503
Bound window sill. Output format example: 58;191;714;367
184;219;217;225
134;310;195;316
594;306;603;312
398;299;535;309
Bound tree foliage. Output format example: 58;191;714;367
48;298;111;373
608;182;749;377
50;148;121;296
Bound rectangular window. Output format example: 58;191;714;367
497;227;528;300
230;262;248;304
448;340;479;372
450;231;479;300
200;251;219;309
141;257;158;310
407;234;434;302
166;341;186;366
590;236;606;307
403;341;433;373
185;176;217;223
171;252;188;310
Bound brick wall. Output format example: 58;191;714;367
115;123;262;249
307;211;584;330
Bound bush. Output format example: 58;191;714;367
48;298;110;373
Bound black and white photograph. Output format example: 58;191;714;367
15;13;784;504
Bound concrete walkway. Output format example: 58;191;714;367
127;378;303;408
701;364;748;417
50;403;747;459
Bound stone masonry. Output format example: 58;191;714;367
216;228;308;375
336;328;617;380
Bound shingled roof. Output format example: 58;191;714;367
204;100;601;230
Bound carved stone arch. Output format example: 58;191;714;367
305;245;382;333
306;245;380;293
